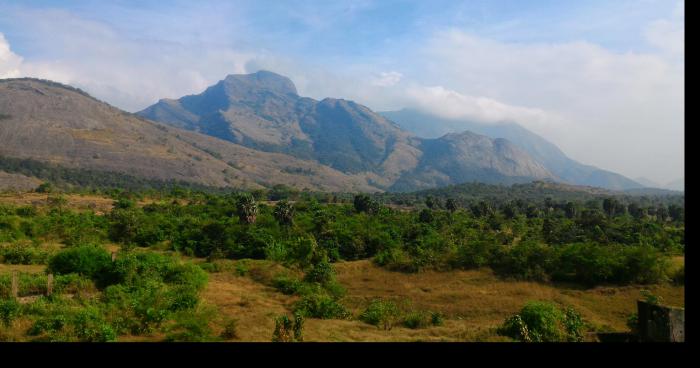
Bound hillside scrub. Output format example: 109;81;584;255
1;189;683;287
0;246;210;342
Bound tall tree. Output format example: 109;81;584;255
236;194;259;224
273;200;295;227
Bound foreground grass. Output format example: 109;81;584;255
0;256;684;342
195;259;684;342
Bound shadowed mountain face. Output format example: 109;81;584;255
0;78;382;192
139;71;555;190
381;108;643;191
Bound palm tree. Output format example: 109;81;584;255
236;194;259;224
274;200;295;227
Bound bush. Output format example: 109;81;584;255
619;245;670;284
164;307;217;342
47;245;112;280
498;301;586;342
272;313;304;342
402;311;431;329
0;299;21;327
430;311;445;326
563;307;585;342
454;240;495;269
360;299;400;330
28;314;69;337
303;258;335;284
72;307;117;342
273;275;306;295
0;241;52;265
490;241;554;282
272;315;293;342
293;293;349;319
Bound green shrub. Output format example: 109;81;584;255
271;313;304;342
71;306;117;342
272;315;293;342
273;274;306;295
47;245;112;280
28;314;69;336
360;299;400;330
264;241;288;262
164;307;217;342
490;241;554;282
293;293;349;319
430;311;445;326
454;240;495;269
619;245;670;284
293;312;304;342
498;301;586;342
15;206;38;217
402;311;431;329
563;307;585;342
304;258;335;284
0;299;21;327
0;241;52;264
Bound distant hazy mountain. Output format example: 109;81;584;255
634;177;661;188
139;71;555;191
381;108;643;191
664;178;684;191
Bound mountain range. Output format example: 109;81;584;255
0;71;655;193
380;109;644;190
137;70;553;191
633;177;684;192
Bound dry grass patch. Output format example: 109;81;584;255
0;263;45;275
333;260;684;335
201;271;297;341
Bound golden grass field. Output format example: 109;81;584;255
197;259;685;342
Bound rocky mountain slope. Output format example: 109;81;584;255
139;71;555;191
381;108;642;191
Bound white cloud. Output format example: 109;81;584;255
645;1;684;58
404;85;567;130
371;71;403;87
0;33;23;78
402;24;684;183
0;10;256;111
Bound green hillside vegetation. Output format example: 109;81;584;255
0;184;683;341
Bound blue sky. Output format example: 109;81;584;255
0;0;685;184
0;1;678;60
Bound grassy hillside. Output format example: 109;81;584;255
0;78;380;193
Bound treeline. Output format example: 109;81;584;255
376;181;684;208
0;156;228;193
1;189;684;287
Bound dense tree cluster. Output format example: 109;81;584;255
0;185;684;288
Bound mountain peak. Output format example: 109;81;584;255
223;70;298;96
